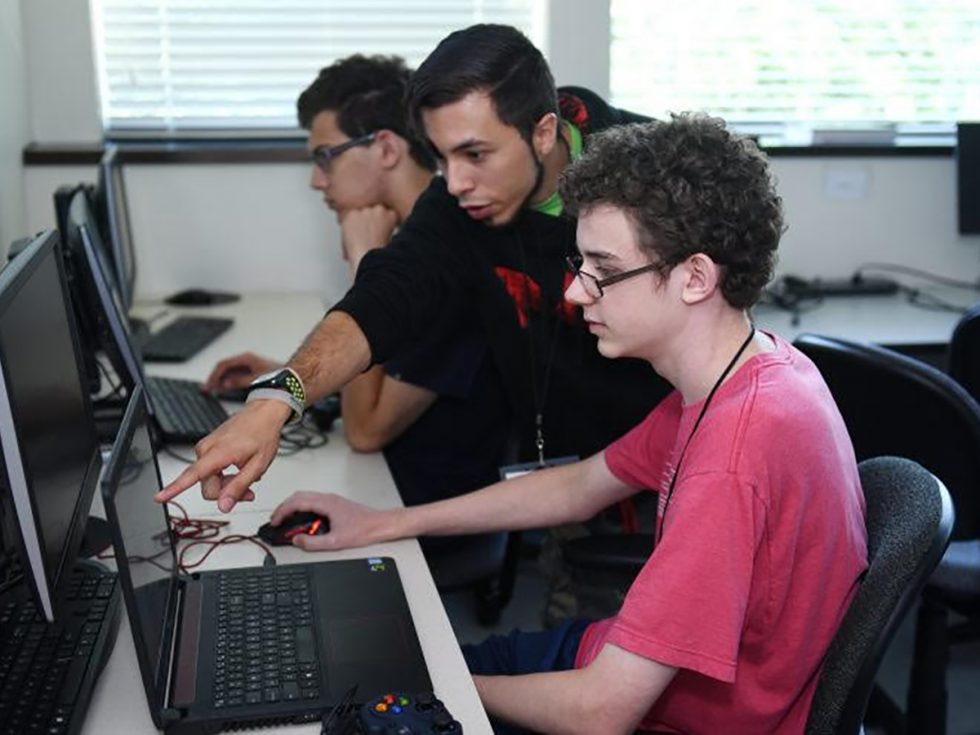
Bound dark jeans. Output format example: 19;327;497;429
461;619;590;734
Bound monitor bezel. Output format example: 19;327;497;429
100;385;178;728
99;145;137;311
0;230;102;622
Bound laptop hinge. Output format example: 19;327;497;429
162;578;187;715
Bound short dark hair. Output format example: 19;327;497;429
406;24;558;147
560;114;784;309
297;54;435;171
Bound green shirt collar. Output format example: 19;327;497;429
530;121;583;218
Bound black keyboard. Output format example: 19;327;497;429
213;567;321;708
140;316;233;362
0;567;121;735
146;375;229;444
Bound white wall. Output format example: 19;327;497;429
13;0;980;302
0;0;29;257
22;0;101;143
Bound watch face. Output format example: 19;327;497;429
251;369;284;386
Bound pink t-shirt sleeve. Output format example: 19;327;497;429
585;470;765;683
605;392;681;489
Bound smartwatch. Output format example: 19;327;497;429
246;367;307;425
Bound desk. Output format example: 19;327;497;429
82;293;493;734
754;285;975;369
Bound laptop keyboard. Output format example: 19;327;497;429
140;316;233;363
147;375;228;443
0;569;120;735
213;567;321;709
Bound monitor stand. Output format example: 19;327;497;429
79;516;112;559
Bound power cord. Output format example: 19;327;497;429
96;500;276;573
854;262;980;291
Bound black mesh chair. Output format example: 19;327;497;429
806;456;954;735
795;333;980;734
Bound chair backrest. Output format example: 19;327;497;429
806;456;954;735
794;333;980;541
948;302;980;402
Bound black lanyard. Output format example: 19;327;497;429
515;231;563;465
658;325;757;540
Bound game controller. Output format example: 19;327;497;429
358;692;462;734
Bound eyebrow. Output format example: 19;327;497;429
578;248;620;263
449;138;487;154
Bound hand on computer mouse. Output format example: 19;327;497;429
257;511;330;546
269;491;399;552
203;352;280;392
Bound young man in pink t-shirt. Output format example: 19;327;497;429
267;114;868;733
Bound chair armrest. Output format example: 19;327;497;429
562;533;654;574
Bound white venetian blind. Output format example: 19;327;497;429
90;0;545;133
610;0;980;141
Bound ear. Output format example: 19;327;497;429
374;129;403;169
680;253;722;305
531;112;560;159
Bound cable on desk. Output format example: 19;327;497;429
95;500;276;573
855;262;980;291
901;286;972;314
277;415;330;456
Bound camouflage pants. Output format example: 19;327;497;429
539;492;657;628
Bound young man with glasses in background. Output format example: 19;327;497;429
261;115;868;734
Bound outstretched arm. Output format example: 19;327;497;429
156;310;372;510
268;451;636;551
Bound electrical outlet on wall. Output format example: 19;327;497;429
823;166;871;200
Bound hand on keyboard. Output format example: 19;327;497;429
203;352;280;393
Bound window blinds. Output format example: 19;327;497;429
91;0;544;132
610;0;980;141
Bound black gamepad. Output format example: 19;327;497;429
358;692;462;734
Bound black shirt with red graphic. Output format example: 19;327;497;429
333;87;670;461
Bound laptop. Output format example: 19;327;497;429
100;386;432;734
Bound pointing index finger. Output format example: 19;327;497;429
155;450;236;503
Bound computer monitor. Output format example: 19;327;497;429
957;123;980;235
62;188;145;394
53;184;107;394
0;230;102;621
93;145;137;311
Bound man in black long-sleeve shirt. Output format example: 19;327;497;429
158;24;669;513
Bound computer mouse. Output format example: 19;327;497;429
257;511;330;546
165;288;240;306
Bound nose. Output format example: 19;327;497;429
564;274;593;306
443;161;473;198
310;164;329;191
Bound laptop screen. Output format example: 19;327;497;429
101;388;177;710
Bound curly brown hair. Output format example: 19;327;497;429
559;113;784;309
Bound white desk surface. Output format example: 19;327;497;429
754;284;974;346
82;293;493;735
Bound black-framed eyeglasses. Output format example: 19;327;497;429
311;132;377;173
565;254;662;299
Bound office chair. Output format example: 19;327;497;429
424;531;521;625
949;301;980;404
805;456;954;735
794;332;980;734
